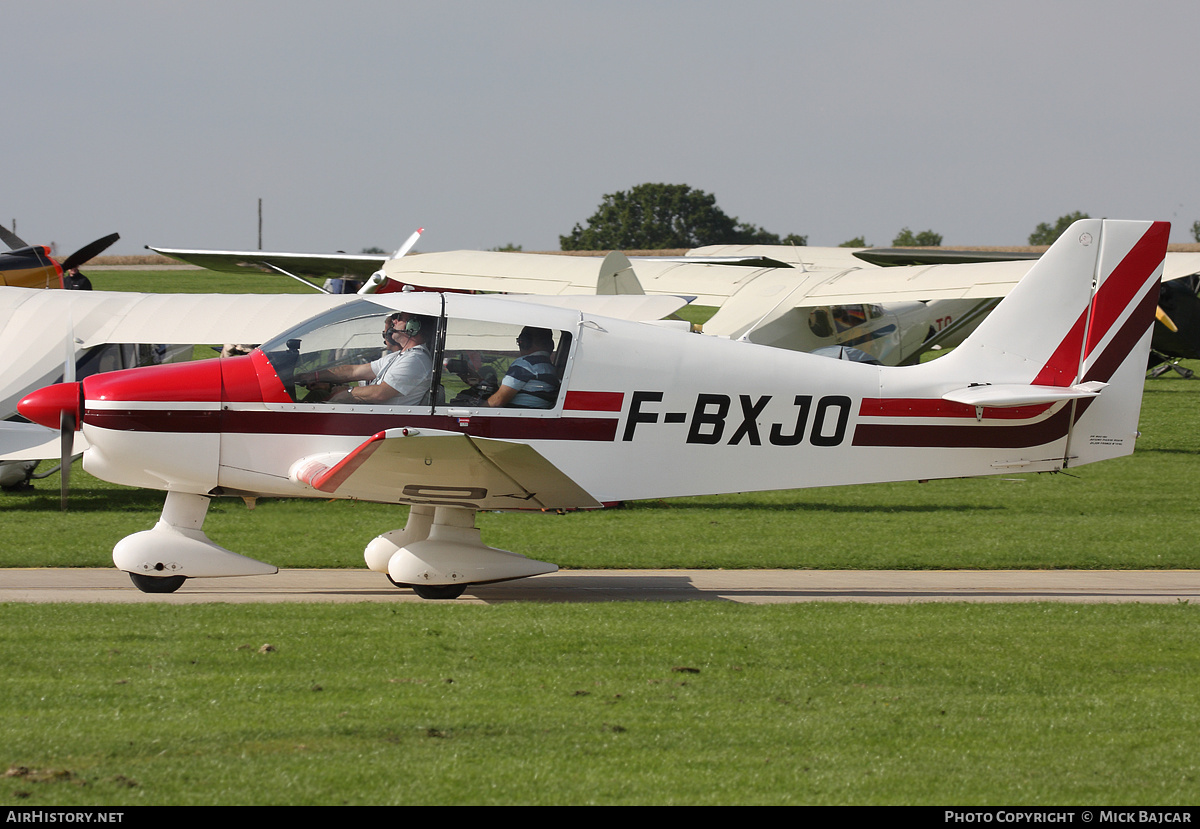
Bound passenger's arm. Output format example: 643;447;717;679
487;384;518;407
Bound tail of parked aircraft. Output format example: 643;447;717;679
925;218;1166;468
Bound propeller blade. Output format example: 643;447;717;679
391;227;424;260
64;309;77;384
60;311;78;509
61;232;120;272
0;225;28;250
360;227;424;294
1156;306;1179;333
59;409;74;511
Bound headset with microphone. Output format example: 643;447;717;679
384;313;424;347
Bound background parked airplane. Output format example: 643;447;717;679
0;226;120;289
150;236;1200;369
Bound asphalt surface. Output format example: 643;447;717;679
2;568;1199;604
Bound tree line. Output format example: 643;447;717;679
510;183;1200;252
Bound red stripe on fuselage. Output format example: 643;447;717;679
83;407;620;442
564;390;624;412
858;398;1053;420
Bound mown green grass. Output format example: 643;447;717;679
87;269;317;295
2;601;1198;806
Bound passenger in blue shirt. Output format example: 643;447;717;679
487;327;560;409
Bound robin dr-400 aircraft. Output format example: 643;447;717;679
19;219;1167;598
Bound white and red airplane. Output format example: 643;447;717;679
18;219;1167;598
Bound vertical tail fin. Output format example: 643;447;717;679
949;219;1167;388
942;219;1167;466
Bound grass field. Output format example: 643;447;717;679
3;269;1199;805
3;601;1199;806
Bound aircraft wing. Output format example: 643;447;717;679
387;250;1033;307
150;247;388;282
688;243;1200;282
386;247;1200;316
0;420;87;461
290;429;602;511
0;286;356;349
385;250;775;306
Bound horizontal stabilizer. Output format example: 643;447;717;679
942;381;1107;408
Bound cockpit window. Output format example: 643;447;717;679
831;305;867;332
439;319;569;410
257;301;572;410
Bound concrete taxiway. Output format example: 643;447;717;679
1;568;1198;604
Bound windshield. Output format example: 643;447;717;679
259;300;430;404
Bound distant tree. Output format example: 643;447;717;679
1191;220;1200;243
560;183;805;250
1028;211;1089;246
839;236;869;248
360;246;386;254
892;227;942;247
490;243;523;252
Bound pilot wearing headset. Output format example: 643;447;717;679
311;312;435;405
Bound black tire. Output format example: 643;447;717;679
128;573;187;594
411;583;467;600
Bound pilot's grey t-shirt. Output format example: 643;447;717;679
369;344;433;405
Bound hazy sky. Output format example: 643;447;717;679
8;0;1200;258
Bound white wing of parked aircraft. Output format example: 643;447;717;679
149;241;1200;369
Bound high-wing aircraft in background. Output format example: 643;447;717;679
21;219;1167;598
150;234;1200;369
689;241;1200;376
